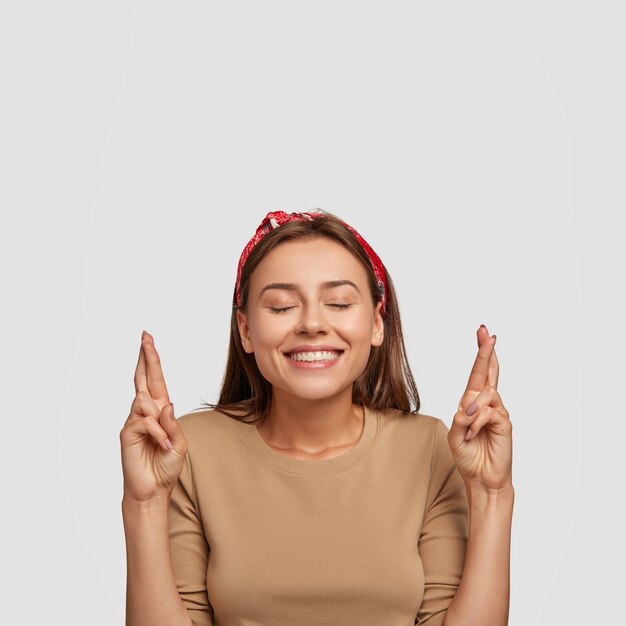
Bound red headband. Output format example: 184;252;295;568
235;210;387;317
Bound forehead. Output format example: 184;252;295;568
251;237;368;287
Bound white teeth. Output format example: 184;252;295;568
289;351;341;362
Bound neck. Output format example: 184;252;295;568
258;388;364;455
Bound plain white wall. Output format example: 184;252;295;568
1;1;623;624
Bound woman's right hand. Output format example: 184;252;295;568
120;331;189;503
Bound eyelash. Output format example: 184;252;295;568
269;304;353;314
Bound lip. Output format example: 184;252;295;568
284;345;345;354
284;350;343;369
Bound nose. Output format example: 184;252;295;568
295;302;330;335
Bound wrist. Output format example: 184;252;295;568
122;492;171;514
465;479;515;501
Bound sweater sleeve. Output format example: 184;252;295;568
415;418;469;626
168;448;214;626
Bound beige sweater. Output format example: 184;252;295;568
168;405;469;626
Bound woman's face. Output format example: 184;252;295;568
237;236;384;402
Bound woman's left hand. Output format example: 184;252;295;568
448;325;513;493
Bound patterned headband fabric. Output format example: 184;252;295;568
235;210;387;317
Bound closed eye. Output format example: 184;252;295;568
269;304;353;314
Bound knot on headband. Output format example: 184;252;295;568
235;210;387;317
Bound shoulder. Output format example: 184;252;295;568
372;406;449;461
175;408;245;448
376;406;447;439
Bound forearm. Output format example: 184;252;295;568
443;482;514;626
122;495;193;626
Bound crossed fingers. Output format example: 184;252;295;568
133;331;171;407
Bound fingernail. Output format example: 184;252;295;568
466;401;478;416
164;438;173;450
465;429;473;440
479;324;486;330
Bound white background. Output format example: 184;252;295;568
1;1;623;624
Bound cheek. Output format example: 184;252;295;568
250;315;289;346
337;315;374;345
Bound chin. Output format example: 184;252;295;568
273;381;353;402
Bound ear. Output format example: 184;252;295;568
371;301;384;347
236;309;254;353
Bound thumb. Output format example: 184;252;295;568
158;403;188;454
449;404;479;449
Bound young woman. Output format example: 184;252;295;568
120;210;514;626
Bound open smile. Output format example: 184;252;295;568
284;350;344;369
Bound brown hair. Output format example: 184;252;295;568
196;209;420;423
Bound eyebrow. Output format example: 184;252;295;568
259;280;361;297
